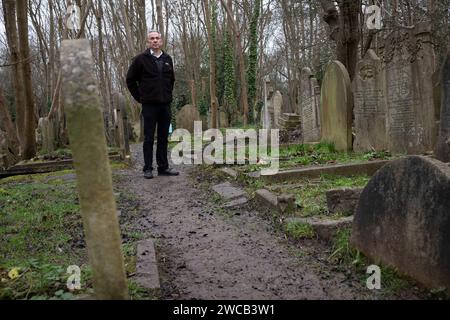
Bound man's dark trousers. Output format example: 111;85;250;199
142;103;171;172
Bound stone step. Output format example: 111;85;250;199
212;182;247;200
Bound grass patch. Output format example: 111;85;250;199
328;228;363;266
283;220;315;240
0;169;157;300
0;177;89;299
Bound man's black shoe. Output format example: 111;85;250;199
158;168;180;176
144;170;154;179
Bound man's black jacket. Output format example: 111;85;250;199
126;49;175;105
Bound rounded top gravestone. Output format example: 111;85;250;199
320;61;353;151
176;104;202;134
352;156;450;290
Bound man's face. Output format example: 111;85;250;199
148;32;162;51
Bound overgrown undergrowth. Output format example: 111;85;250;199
0;167;158;300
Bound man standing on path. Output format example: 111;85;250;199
127;31;179;179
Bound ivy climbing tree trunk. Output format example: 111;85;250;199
220;0;249;126
202;0;218;128
247;0;261;123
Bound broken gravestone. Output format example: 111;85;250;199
326;187;363;216
352;156;450;290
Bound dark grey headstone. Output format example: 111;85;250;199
435;51;450;162
352;156;450;289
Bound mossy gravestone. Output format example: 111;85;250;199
320;61;353;151
435;51;450;162
61;39;129;300
299;68;321;143
176;104;201;133
352;156;450;290
381;23;436;154
352;50;387;152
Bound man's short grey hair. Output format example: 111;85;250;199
148;30;162;37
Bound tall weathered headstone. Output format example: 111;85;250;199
272;91;283;129
299;68;321;143
175;104;202;133
352;156;450;290
261;78;274;130
37;117;55;153
113;93;131;159
320;61;353;151
381;23;436;154
352;50;387;152
219;110;229;128
61;39;129;300
435;51;450;162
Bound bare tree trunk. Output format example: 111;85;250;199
17;0;37;159
156;0;165;44
2;0;26;154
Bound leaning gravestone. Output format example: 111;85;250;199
299;68;321;143
381;23;436;154
352;50;387;152
352;156;450;290
320;61;353;151
61;39;129;300
176;104;201;134
434;51;450;162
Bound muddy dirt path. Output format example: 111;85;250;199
116;144;391;300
